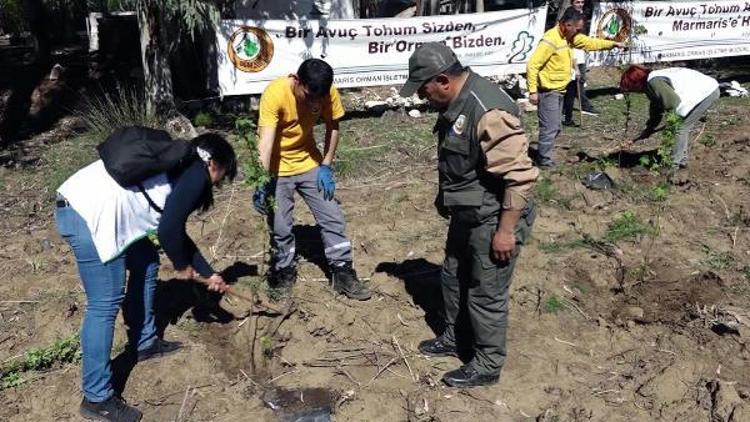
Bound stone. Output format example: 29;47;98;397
408;109;421;118
624;306;645;320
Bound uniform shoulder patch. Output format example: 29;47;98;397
453;115;466;135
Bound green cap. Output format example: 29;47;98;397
400;42;459;97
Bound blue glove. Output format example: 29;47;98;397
317;165;336;201
252;178;276;215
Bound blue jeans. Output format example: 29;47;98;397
55;205;159;402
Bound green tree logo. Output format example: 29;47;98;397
508;31;534;63
236;32;262;60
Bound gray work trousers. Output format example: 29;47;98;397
440;201;536;376
673;88;720;167
536;90;564;166
269;166;352;270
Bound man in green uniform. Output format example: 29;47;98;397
401;43;538;387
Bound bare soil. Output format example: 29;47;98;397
1;80;750;421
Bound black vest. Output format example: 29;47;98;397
436;72;519;225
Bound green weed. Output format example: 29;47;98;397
648;182;671;202
193;111;214;128
235;117;271;188
535;178;557;203
1;333;81;390
534;178;573;209
658;112;681;165
702;247;735;271
603;211;656;243
699;133;716;147
78;85;162;136
544;295;567;314
638;111;682;171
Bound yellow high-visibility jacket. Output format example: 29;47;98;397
526;26;616;93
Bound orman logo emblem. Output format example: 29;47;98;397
228;26;274;73
596;8;632;42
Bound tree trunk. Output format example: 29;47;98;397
136;0;174;116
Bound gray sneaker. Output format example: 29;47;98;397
80;396;142;422
331;262;371;301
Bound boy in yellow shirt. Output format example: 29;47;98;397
253;59;370;300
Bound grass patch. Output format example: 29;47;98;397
78;85;162;135
603;211;656;243
699;133;716;147
702;246;735;271
534;178;573;209
193;111;214;128
743;265;750;280
40;132;99;194
539;238;587;253
647;182;671;202
619;181;671;203
313;114;435;179
544;295;567;314
1;333;81;390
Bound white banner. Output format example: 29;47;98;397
588;0;750;66
216;8;547;96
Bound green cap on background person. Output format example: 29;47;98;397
400;42;459;97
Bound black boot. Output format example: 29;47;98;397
80;396;142;422
418;337;457;357
330;262;371;300
442;364;499;387
268;266;297;299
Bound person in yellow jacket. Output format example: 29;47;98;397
526;7;626;167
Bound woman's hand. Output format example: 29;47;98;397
175;265;197;280
206;273;229;293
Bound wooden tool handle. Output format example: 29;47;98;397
194;276;283;314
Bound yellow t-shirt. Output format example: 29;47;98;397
258;76;345;176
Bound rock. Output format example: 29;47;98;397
408;109;421;118
624;306;644;320
614;93;625;100
703;379;745;422
364;100;387;109
165;114;198;139
604;166;624;184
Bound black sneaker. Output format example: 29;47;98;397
80;396;142;422
136;339;182;363
442;364;499;388
330;262;371;301
418;337;457;357
268;266;297;298
562;119;579;127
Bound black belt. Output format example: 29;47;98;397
56;195;70;208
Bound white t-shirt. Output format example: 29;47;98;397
648;68;719;117
57;160;172;262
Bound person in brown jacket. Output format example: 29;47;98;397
401;43;538;387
